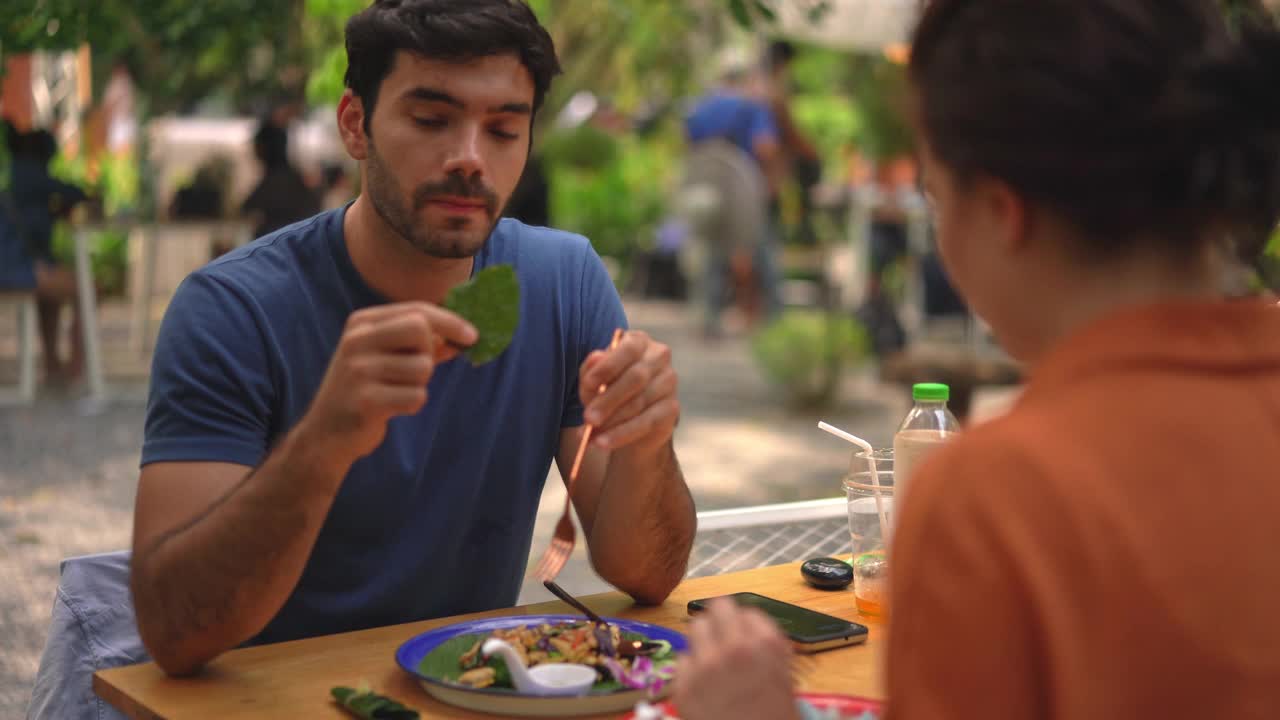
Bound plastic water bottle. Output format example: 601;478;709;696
892;383;961;527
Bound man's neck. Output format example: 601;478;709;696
342;195;475;305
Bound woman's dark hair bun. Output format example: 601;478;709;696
1168;11;1280;250
910;0;1280;259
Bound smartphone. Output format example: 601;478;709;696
687;592;869;653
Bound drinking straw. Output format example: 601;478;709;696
818;421;889;542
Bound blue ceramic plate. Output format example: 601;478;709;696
396;614;687;718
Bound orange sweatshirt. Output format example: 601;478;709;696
886;299;1280;719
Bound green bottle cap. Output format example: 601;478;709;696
913;383;950;402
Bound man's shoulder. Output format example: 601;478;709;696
196;210;338;296
494;217;587;244
491;220;618;312
492;218;596;268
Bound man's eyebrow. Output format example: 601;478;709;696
404;87;464;108
402;88;531;116
492;102;532;115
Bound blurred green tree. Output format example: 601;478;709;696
4;0;312;115
303;0;708;135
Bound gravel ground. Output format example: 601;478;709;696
0;385;148;718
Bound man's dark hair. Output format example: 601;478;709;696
910;0;1280;259
344;0;561;133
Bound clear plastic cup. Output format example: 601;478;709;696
843;449;894;617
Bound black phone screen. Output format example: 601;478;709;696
687;592;868;644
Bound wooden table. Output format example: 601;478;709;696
96;562;884;719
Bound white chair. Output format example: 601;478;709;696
28;550;147;720
0;291;38;406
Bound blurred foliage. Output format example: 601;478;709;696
751;310;868;409
4;0;314;115
303;0;367;106
49;224;128;296
2;0;921;272
724;0;832;28
303;0;708;132
43;151;138;296
843;58;915;160
792;49;916;162
1259;226;1280;291
549;134;674;263
517;0;708;135
540;125;621;171
791;94;860;171
50;152;139;217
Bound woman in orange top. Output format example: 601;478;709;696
671;1;1280;718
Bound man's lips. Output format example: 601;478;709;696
426;196;488;213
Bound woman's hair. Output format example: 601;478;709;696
910;0;1280;259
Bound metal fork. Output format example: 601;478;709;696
533;328;624;582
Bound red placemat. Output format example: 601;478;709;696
625;692;883;719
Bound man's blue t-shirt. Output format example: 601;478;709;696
142;208;627;644
684;92;778;161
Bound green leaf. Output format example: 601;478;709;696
416;633;485;684
442;265;521;366
727;0;753;29
331;686;420;720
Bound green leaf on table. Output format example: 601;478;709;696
442;265;520;366
331;686;419;720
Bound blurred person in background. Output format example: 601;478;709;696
763;40;822;247
320;162;358;210
672;1;1280;718
171;156;239;259
3;124;89;383
171;157;232;221
241;120;322;238
682;48;784;337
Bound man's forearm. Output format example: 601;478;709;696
588;441;696;604
131;431;348;675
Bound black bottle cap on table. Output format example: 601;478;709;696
801;557;854;590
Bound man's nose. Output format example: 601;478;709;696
442;124;485;179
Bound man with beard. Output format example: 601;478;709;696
130;0;695;676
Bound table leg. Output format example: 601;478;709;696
130;224;158;355
74;227;107;407
17;298;37;405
